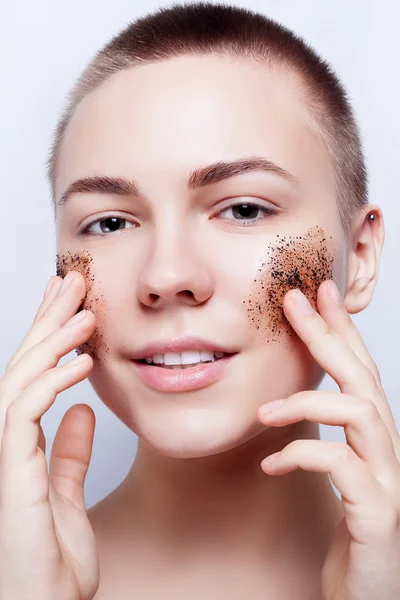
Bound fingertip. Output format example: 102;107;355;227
73;351;94;368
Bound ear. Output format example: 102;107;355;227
344;205;385;314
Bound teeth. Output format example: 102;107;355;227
164;352;181;365
143;350;226;366
181;351;200;365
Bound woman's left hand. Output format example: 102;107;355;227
257;279;400;600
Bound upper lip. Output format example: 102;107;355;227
131;337;238;360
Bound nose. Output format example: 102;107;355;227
137;227;214;309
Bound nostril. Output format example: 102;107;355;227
178;290;196;302
146;290;197;305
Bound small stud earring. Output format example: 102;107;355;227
367;213;375;221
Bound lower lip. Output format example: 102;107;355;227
131;354;237;393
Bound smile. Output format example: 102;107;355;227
132;353;237;393
139;350;228;368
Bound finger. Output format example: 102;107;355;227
5;276;63;373
0;310;96;442
261;439;397;541
6;271;87;373
317;280;383;387
283;288;379;402
49;402;96;513
315;280;399;445
1;309;95;397
258;390;400;487
0;353;93;509
33;276;63;324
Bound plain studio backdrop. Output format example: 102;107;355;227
0;0;398;508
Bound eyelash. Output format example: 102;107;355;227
79;201;279;236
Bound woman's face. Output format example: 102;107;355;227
55;54;347;458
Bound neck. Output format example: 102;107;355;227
110;421;344;569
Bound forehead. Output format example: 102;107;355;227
56;54;335;201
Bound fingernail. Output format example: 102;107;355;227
260;400;284;416
59;271;74;295
65;354;87;368
291;289;315;315
327;280;342;305
64;310;87;327
263;451;281;467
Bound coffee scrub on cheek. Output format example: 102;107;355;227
244;225;334;342
56;250;109;366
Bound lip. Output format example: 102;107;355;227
131;353;238;393
130;336;237;361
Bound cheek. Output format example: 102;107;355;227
56;250;109;364
244;225;334;342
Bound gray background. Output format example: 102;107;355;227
0;0;398;508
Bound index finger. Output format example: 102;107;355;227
316;279;400;447
6;271;86;373
283;286;400;449
317;279;383;389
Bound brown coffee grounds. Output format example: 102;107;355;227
243;225;334;342
56;250;109;365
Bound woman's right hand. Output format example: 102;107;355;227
0;271;100;600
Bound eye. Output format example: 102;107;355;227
79;215;138;236
216;201;278;224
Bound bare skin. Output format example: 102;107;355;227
88;427;345;599
52;54;384;598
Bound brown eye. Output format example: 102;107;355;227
231;204;260;219
99;217;126;233
80;215;138;236
217;202;278;223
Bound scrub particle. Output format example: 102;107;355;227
244;226;334;343
56;250;109;365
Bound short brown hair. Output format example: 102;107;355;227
47;1;368;242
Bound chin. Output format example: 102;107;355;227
130;406;270;459
87;352;311;460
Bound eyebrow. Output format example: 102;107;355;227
57;156;299;208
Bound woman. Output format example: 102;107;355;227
1;3;399;599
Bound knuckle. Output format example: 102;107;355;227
367;368;381;392
334;443;356;465
36;367;60;394
4;368;59;426
38;335;64;365
359;398;382;425
5;398;23;423
361;362;380;389
370;360;381;380
39;309;60;328
285;439;304;455
310;325;335;353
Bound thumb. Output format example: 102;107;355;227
49;403;96;512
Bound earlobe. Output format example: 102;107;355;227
344;276;373;314
343;207;384;315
